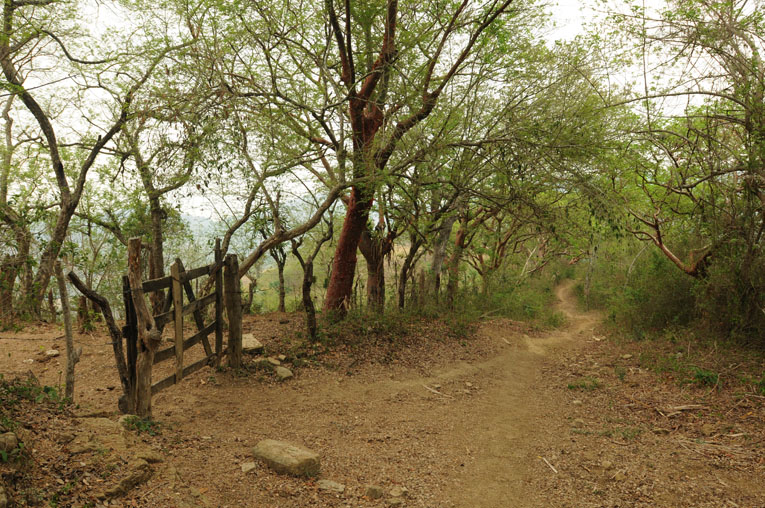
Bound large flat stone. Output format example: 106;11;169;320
242;334;264;353
252;439;319;477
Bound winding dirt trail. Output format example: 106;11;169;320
444;280;599;507
142;280;600;507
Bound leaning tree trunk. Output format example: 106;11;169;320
398;237;423;309
430;214;457;299
55;262;80;401
446;218;468;308
359;229;391;311
277;260;286;313
148;196;166;314
324;189;373;314
302;260;319;341
0;257;16;319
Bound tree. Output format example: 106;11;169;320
0;0;194;315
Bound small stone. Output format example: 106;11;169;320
252;358;275;370
0;432;18;453
465;382;473;388
387;498;404;507
601;460;613;470
621;354;633;360
242;334;264;354
390;486;409;498
572;399;583;406
105;459;153;497
277;354;287;362
241;462;256;473
252;439;320;477
275;366;293;381
267;357;281;366
365;485;384;499
134;448;163;464
56;432;75;444
22;358;34;364
612;470;627;481
45;349;60;357
317;480;345;494
572;419;586;428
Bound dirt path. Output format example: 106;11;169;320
5;281;763;507
444;280;599;507
137;280;598;507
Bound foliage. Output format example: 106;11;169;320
121;416;161;436
567;377;602;391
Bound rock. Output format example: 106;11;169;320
390;486;409;498
241;462;256;473
252;439;320;477
277;354;287;362
572;399;583;406
45;349;60;357
55;432;75;444
465;382;473;388
22;359;34;364
601;460;613;470
242;334;264;354
134;448;164;464
0;433;18;453
69;418;129;457
252;358;275;370
572;419;586;428
317;479;345;494
103;459;153;498
366;485;384;499
387;498;404;507
621;354;633;360
275;366;293;381
267;357;281;366
612;470;627;481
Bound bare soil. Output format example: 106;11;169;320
1;281;763;507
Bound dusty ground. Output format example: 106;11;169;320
1;281;764;507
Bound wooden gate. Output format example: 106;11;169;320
122;238;242;416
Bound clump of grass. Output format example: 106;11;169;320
0;374;68;410
567;377;601;391
690;366;719;388
122;416;161;436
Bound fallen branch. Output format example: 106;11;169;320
67;271;132;410
541;456;558;474
422;384;454;399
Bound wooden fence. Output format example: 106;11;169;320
123;238;242;417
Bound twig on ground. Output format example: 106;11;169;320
541;456;558;474
422;384;454;399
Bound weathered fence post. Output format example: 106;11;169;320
224;254;242;368
121;275;137;410
214;238;223;366
127;237;162;418
171;260;184;383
